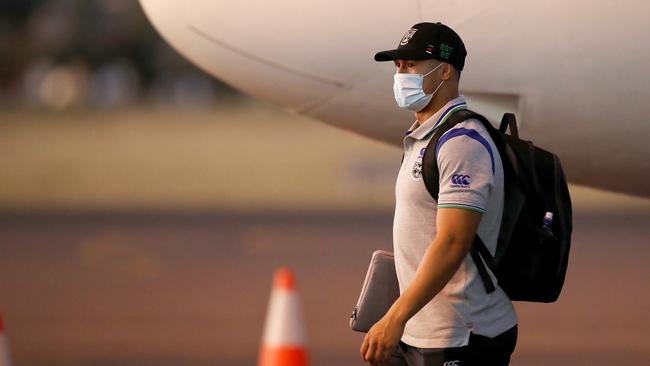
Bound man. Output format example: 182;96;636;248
360;22;518;365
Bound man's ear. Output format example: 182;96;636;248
440;63;454;81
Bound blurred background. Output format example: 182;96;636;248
1;1;649;365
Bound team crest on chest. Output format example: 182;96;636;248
411;161;423;178
411;147;426;179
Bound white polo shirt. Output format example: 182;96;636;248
393;95;517;348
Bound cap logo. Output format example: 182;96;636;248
400;28;418;46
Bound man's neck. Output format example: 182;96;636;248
415;89;460;125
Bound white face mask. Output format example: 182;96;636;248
393;63;445;112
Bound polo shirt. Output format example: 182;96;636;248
393;95;517;349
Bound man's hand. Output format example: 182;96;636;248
360;311;405;364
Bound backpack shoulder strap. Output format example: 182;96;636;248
421;109;490;200
421;108;499;294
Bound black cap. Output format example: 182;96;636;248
374;22;467;71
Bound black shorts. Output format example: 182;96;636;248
386;325;518;366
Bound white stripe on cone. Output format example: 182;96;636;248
262;289;307;346
0;313;13;366
259;267;308;366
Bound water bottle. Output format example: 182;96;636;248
542;211;554;235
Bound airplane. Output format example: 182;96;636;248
138;0;650;199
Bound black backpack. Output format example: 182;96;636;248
421;109;572;302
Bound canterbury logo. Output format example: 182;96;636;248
443;361;461;366
451;174;471;186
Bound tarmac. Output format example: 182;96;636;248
0;210;648;366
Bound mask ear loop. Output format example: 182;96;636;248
424;63;445;96
422;62;444;78
430;79;445;95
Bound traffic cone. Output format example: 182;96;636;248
258;267;309;366
0;313;13;366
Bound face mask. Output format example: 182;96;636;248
393;63;445;112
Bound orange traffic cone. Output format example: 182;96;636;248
258;267;309;366
0;313;12;366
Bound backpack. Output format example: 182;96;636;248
421;109;572;302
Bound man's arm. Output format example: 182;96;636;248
388;207;481;323
360;207;481;364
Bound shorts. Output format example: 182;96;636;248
386;325;518;366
